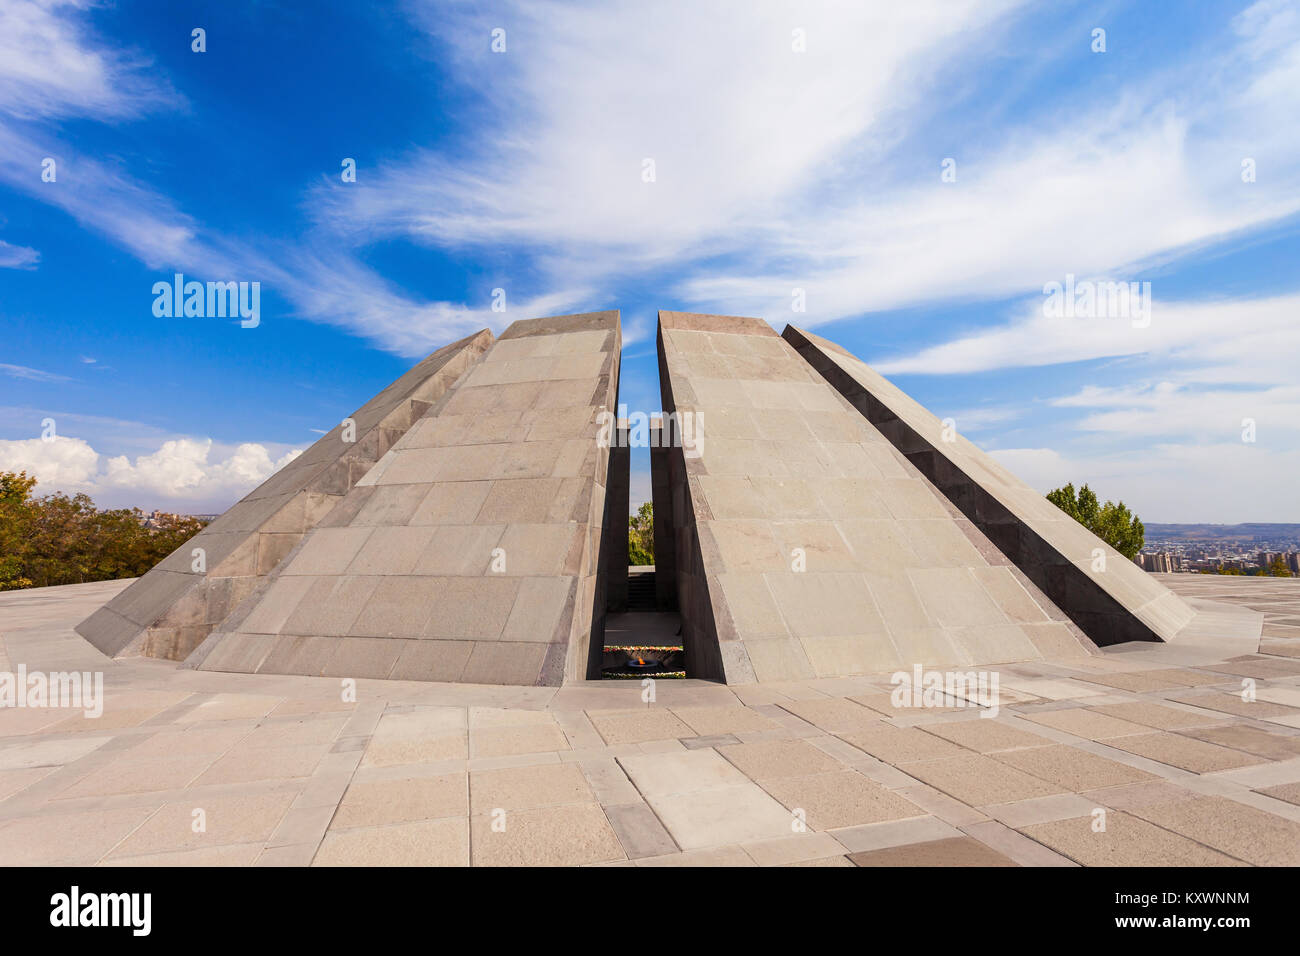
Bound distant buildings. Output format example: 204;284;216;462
1135;552;1179;573
139;510;216;529
1138;530;1300;574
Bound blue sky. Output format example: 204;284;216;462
1;0;1298;522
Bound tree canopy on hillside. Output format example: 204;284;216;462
0;471;207;591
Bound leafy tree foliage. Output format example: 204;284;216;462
1269;556;1293;577
1046;482;1144;560
628;501;654;566
0;471;207;591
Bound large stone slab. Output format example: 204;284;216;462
782;324;1197;647
655;311;1094;683
75;329;495;660
190;311;621;685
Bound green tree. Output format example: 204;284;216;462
1046;482;1144;560
1270;557;1294;578
628;501;654;566
0;470;208;590
1214;564;1244;575
0;471;38;590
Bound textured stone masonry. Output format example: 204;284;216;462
188;311;621;686
75;329;494;661
783;324;1197;647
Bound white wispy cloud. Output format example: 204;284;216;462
0;0;176;121
0;238;38;268
876;293;1300;384
0;363;68;383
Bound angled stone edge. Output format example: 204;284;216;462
190;310;622;686
75;329;495;661
657;311;1101;684
782;324;1198;647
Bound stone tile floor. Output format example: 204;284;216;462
2;575;1300;866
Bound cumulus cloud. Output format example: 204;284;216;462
0;434;302;511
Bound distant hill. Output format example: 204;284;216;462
1145;523;1300;542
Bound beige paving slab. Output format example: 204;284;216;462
0;708;67;736
270;698;358;717
174;694;281;722
1081;779;1202;811
1020;811;1243;866
361;731;467;767
586;708;695;745
826;814;964;853
0;736;110;771
776;697;881;734
985;792;1103;828
54;753;217;799
315;817;470;866
1256;686;1300;708
643;783;795;849
470;803;624;866
467;706;555;729
716;738;845;780
838;723;970;764
960;819;1078;866
1073;672;1190;692
758;770;924;829
1021;708;1152;740
1126;794;1300;866
670;706;780;736
125;724;254;757
469;723;570;758
43;707;172;735
900;754;1066;806
0;805;157;865
470;762;594;813
741;832;846;866
1176;723;1300;761
0;766;54;803
920;718;1054;753
1166;692;1300;720
617;749;751;796
333;773;468;828
108;843;264;867
851;691;981;716
848;835;1019;867
238;716;349;749
1104;732;1268;774
1257;781;1300;805
992;744;1156;792
192;743;330;786
1087;700;1227;730
107;791;296;858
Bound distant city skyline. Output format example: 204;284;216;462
2;1;1298;522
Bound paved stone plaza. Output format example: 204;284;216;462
4;311;1296;867
2;574;1300;866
